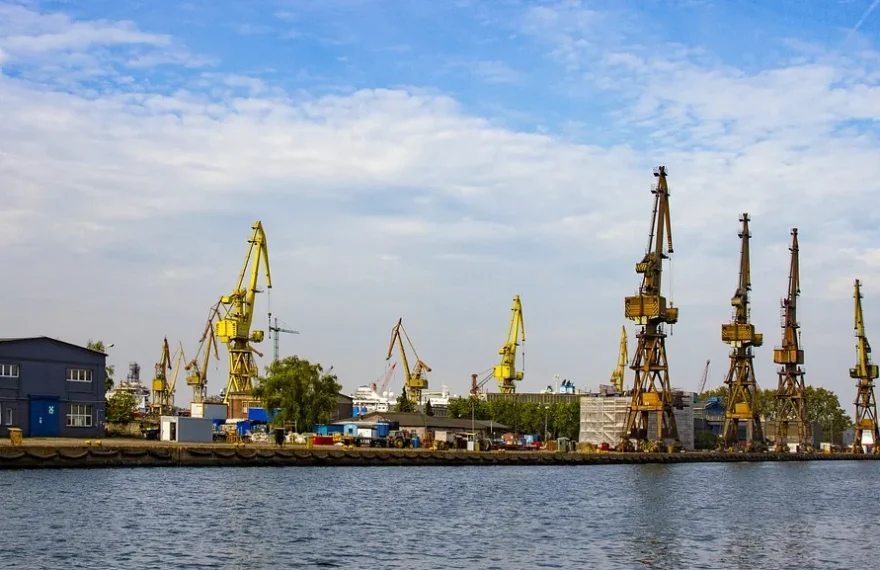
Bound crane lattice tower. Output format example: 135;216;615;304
850;279;880;453
620;166;681;452
719;213;766;450
772;228;811;452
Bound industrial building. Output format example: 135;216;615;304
0;337;107;438
579;392;696;451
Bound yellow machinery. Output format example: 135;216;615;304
493;295;526;394
773;228;811;452
386;318;430;405
185;300;222;404
216;221;272;411
719;213;766;450
151;339;185;416
851;279;880;453
620;166;681;452
609;326;628;393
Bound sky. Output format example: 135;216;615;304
1;0;879;408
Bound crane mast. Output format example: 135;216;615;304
851;279;880;453
620;166;681;452
216;221;272;418
386;318;431;405
773;228;811;452
268;315;299;362
719;213;766;450
609;326;628;393
493;295;526;394
185;301;221;404
150;338;173;416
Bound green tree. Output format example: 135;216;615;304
395;391;415;413
695;431;718;450
106;392;137;423
86;339;115;393
252;356;341;432
424;400;434;416
804;386;853;445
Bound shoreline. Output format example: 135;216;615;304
1;443;879;469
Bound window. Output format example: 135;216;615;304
0;364;19;378
67;368;93;382
4;408;11;426
67;404;93;427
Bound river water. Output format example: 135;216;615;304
0;461;876;569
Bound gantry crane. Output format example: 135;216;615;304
185;300;222;404
494;295;526;394
620;166;681;452
773;228;811;452
851;279;880;453
719;213;766;450
386;318;431;405
268;314;299;363
151;339;184;416
609;326;628;393
698;360;710;395
216;221;272;415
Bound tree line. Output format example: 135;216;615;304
446;398;581;440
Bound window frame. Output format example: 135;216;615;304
66;368;94;383
4;408;12;426
66;404;93;427
0;363;20;378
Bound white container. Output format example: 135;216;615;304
191;402;228;420
160;416;214;443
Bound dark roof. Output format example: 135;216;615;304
334;411;509;431
0;336;107;356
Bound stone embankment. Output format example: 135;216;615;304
1;444;879;469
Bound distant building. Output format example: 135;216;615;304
332;393;354;422
106;362;150;415
579;392;696;450
0;337;107;438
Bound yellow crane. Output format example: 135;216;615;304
386;318;431;405
216;221;272;416
609;325;628;393
151;339;185;416
185;300;222;404
851;279;880;453
494;295;526;394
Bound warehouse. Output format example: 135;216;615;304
0;337;107;438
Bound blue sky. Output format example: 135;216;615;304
2;0;879;405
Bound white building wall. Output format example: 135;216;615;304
579;394;695;450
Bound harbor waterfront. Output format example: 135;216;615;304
2;440;880;469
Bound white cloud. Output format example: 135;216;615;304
2;1;879;407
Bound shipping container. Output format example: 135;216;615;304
160;416;214;443
191;403;228;420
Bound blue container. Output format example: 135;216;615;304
236;421;250;436
313;424;329;436
412;435;421;449
376;422;390;438
344;423;358;436
352;407;361;417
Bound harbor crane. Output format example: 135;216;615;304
151;338;184;416
267;314;299;363
494;295;526;394
698;360;710;396
216;221;272;414
609;326;628;393
719;213;766;450
851;279;880;453
773;228;811;453
620;166;682;452
386;318;431;405
185;301;222;404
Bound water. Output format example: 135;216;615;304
0;462;877;569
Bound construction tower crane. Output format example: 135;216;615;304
216;221;272;416
494;295;526;394
851;279;880;453
719;213;766;451
698;360;710;395
620;166;681;452
268;314;299;362
773;228;811;453
151;339;185;416
185;300;222;404
609;326;628;393
386;318;431;405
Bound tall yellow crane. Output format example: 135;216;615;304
216;221;272;417
851;279;880;453
494;295;526;394
151;339;185;416
719;213;766;450
620;166;681;452
773;228;810;452
609;326;628;393
386;318;430;405
185;300;222;404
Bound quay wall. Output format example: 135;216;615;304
1;445;880;469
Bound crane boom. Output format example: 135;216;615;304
216;221;272;417
150;338;172;417
185;300;221;404
493;295;526;394
610;326;628;392
386;318;430;405
698;359;709;395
